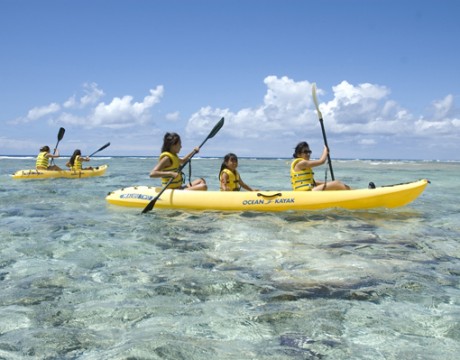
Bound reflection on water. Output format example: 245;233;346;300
0;157;459;359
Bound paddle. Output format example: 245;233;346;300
142;117;225;214
51;127;65;165
88;142;110;157
311;83;335;180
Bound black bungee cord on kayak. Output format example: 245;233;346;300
187;161;192;187
322;168;329;191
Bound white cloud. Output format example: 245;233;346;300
263;75;311;113
14;83;162;129
63;96;77;108
63;82;105;109
57;86;164;129
431;94;453;120
184;76;460;159
26;103;60;121
187;76;312;139
56;112;86;126
186;106;231;137
86;86;163;129
323;81;398;130
414;117;459;135
8;77;460;159
81;82;105;107
188;77;416;141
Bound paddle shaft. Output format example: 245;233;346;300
142;117;224;213
311;84;335;180
88;142;110;157
142;149;198;213
318;117;335;180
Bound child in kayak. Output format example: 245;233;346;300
66;149;93;171
36;145;62;171
149;132;207;190
219;153;258;191
291;141;350;191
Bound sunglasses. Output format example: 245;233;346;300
301;150;312;155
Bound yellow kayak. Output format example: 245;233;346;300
106;179;429;212
12;165;108;180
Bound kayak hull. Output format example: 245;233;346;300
106;179;429;212
12;165;108;179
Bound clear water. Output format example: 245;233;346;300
1;157;459;359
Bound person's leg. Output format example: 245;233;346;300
186;178;208;191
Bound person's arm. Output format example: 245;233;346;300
220;171;231;191
180;146;199;164
319;146;328;163
295;147;328;171
76;155;90;163
239;178;257;191
46;149;60;159
149;156;177;178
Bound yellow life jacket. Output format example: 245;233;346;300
71;155;83;171
36;151;49;169
290;158;315;191
220;168;241;191
160;151;183;189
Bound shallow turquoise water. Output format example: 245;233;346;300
1;157;459;359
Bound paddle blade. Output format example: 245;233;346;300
311;83;323;120
52;127;66;158
98;142;111;151
208;117;224;139
57;127;66;141
142;181;173;213
141;198;158;213
197;117;225;148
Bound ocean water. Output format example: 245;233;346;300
0;156;459;359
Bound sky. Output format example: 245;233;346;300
1;0;459;160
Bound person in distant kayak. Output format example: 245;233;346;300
36;145;62;171
66;149;93;171
149;132;207;190
291;141;350;191
219;153;258;191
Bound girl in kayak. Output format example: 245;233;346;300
36;145;62;171
219;153;258;191
149;132;207;190
66;149;93;171
291;141;350;191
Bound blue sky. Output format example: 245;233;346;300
1;0;459;160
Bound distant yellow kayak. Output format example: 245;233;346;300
12;165;108;180
106;178;429;212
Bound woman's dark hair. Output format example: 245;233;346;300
68;149;82;167
219;153;238;179
40;145;50;152
293;141;311;158
162;132;181;153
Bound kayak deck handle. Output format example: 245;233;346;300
257;192;282;198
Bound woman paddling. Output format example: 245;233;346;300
291;141;350;191
66;149;93;171
149;132;207;190
36;145;62;171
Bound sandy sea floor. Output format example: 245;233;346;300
1;157;459;359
